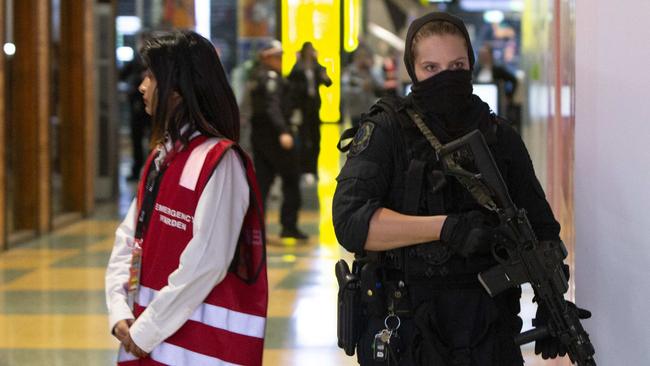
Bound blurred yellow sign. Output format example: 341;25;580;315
282;0;341;123
344;0;361;53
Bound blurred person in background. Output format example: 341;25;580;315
119;38;152;181
287;41;332;184
105;30;268;365
250;40;308;240
378;47;401;97
474;43;520;129
342;46;381;129
230;54;258;153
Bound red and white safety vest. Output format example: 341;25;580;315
119;136;268;366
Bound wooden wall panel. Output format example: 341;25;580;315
11;0;50;233
83;0;96;213
60;0;95;215
36;0;51;232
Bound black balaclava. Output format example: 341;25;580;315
404;12;486;138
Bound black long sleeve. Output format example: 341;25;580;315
264;77;290;135
332;114;396;254
497;124;561;241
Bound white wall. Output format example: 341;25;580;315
575;0;650;363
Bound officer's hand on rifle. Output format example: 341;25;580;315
533;300;592;359
441;210;494;257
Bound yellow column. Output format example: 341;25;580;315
343;0;361;53
281;0;341;123
60;0;96;215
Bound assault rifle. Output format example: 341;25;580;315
439;130;596;366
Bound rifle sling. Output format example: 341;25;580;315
403;108;498;212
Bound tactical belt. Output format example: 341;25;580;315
407;273;483;291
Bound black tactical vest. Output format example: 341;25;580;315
355;96;502;297
339;98;526;365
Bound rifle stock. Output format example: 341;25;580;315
439;130;596;366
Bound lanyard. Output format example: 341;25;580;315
126;156;168;310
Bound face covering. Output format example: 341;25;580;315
403;13;490;138
411;69;473;118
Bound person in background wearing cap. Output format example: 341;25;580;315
474;43;520;130
342;46;381;129
249;40;308;240
332;12;588;365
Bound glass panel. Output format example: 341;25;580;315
95;4;118;202
50;0;63;216
4;0;15;235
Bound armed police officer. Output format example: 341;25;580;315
250;40;308;240
333;12;582;365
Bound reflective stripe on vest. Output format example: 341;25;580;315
118;342;240;366
137;285;265;339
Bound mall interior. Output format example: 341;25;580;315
0;0;648;365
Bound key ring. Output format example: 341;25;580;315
384;313;401;331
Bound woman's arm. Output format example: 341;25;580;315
364;208;447;251
105;199;138;332
333;113;447;253
319;64;333;87
128;149;249;353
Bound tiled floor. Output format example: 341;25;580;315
0;124;568;365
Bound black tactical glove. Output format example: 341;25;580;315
440;210;494;257
533;300;592;359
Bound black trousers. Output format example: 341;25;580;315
298;102;321;175
252;139;301;230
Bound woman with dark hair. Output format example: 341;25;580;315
105;30;268;366
287;41;332;181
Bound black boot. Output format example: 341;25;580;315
280;227;309;240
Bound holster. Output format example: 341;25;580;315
335;259;363;356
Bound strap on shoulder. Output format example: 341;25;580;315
337;125;359;152
404;107;499;212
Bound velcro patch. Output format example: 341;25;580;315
348;122;375;157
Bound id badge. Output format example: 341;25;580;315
125;238;143;309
